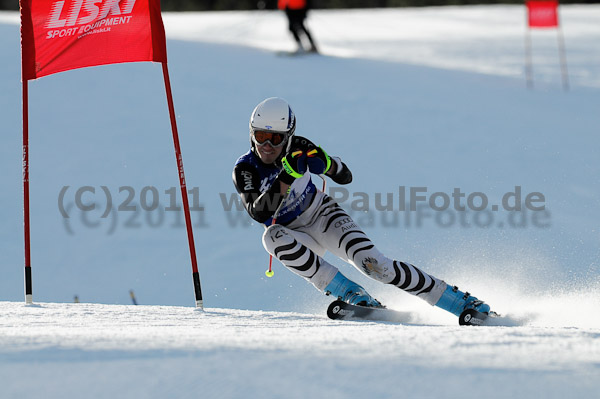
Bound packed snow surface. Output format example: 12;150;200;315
1;5;599;398
1;301;599;398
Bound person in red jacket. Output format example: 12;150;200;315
278;0;318;53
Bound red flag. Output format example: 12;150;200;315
20;0;167;80
526;0;559;28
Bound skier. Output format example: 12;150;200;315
278;0;318;53
232;97;493;321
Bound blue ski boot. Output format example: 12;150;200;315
435;285;490;317
325;272;382;308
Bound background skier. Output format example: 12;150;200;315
278;0;318;53
232;97;493;320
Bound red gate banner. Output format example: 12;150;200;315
526;0;559;28
20;0;167;80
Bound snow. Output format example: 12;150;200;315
2;302;599;398
1;5;600;398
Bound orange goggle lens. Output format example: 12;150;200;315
253;130;286;147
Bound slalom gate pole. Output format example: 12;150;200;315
161;63;203;309
22;79;33;305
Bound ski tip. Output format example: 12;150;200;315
458;309;527;327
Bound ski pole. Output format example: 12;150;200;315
266;186;292;277
265;174;327;278
319;174;327;193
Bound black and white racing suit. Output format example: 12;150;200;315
232;136;446;305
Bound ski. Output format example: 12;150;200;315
275;50;320;57
458;308;488;326
326;300;416;324
328;300;509;326
464;310;524;326
459;309;505;326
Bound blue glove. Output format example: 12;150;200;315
281;150;307;182
306;147;331;175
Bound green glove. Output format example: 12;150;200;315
306;146;332;175
280;150;307;184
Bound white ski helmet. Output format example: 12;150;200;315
249;97;296;154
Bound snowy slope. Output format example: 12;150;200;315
1;6;599;314
1;301;599;399
1;5;600;398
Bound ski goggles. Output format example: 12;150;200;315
252;130;288;147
